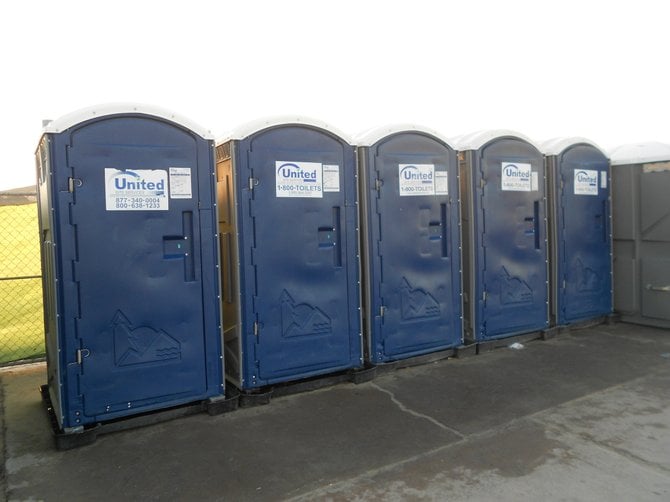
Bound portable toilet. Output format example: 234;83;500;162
35;104;224;433
610;142;670;328
356;125;462;363
456;130;549;343
542;138;612;326
216;117;362;390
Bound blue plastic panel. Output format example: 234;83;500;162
42;115;222;428
555;145;612;324
234;125;361;388
360;132;462;363
470;138;549;340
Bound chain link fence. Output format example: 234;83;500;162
0;189;45;365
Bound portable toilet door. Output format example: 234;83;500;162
610;142;670;328
356;125;462;363
542;138;612;326
216;118;362;390
457;130;549;342
35;104;223;431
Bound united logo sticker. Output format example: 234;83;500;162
501;162;532;192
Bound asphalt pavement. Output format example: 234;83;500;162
1;321;669;501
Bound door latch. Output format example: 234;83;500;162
68;177;83;192
76;348;90;364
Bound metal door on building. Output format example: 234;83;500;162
556;145;611;324
63;117;215;419
238;126;360;386
475;139;548;339
361;131;462;362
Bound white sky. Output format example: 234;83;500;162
1;0;668;190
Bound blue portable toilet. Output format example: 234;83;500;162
355;125;462;363
542;138;612;326
35;104;224;432
610;142;670;328
456;130;549;343
215;117;362;390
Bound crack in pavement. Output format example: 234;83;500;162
369;382;465;439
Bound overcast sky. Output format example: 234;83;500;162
1;0;668;190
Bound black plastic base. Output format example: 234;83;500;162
454;344;477;358
541;327;560;340
40;384;237;450
206;385;240;415
239;389;273;408
350;365;378;384
553;315;615;335
372;348;456;376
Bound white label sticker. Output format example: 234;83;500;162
276;161;323;198
574;169;599;195
105;168;169;211
531;172;539;191
169;167;192;199
322;164;340;192
600;171;607;189
399;164;435;196
435;171;449;195
501;162;532;191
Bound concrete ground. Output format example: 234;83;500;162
1;322;669;501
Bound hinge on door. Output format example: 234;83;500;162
248;177;259;190
375;179;383;191
379;305;386;317
480;178;486;188
253;320;259;336
482;291;487;302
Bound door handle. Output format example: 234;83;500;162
523;201;541;249
162;211;195;281
318;207;342;267
646;284;670;292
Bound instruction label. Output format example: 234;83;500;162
399;164;435;196
531;172;539;192
276;161;323;198
105;168;168;211
169;167;192;199
322;164;340;192
435;171;449;195
574;169;599;195
501;162;532;191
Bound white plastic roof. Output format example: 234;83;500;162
455;129;541;152
353;124;455;149
540;137;606;157
42;103;214;140
609;141;670;165
219;116;352;144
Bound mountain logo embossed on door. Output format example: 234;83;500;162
280;290;332;337
112;311;181;366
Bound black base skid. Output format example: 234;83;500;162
40;384;239;450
